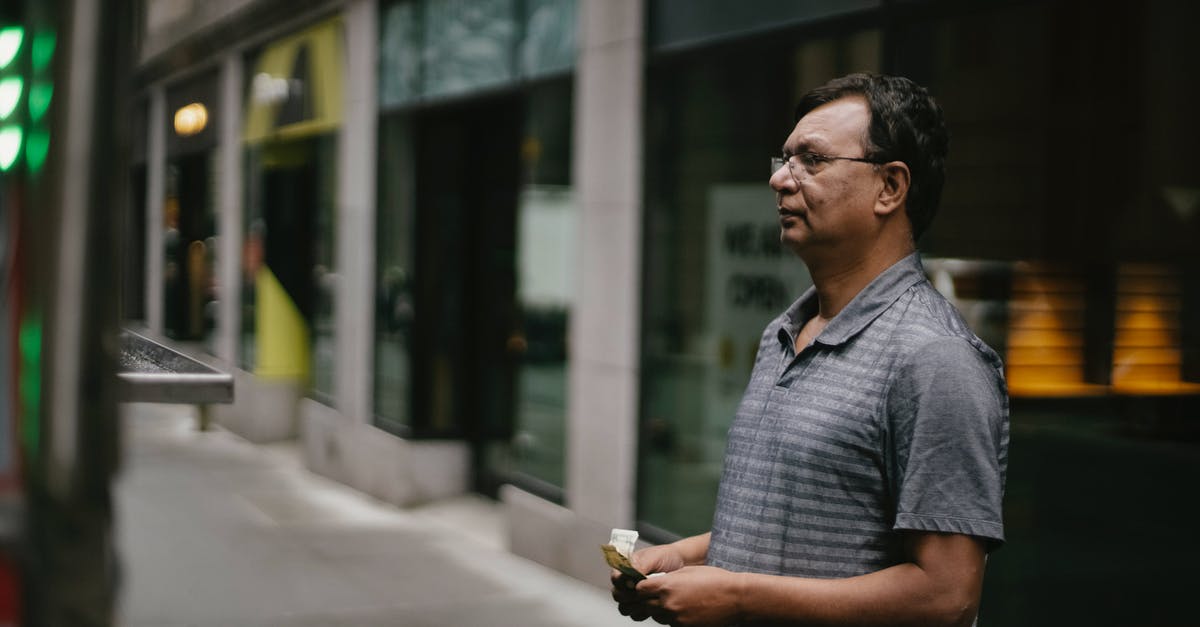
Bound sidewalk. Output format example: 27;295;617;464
114;403;631;627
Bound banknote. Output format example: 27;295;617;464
601;543;646;581
609;528;639;557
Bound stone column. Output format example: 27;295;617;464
144;86;165;336
564;0;644;581
335;0;379;422
215;52;243;365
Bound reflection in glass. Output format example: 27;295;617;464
639;30;880;538
162;153;217;347
379;1;422;108
374;116;417;431
520;0;577;78
422;0;517;98
486;81;574;493
379;0;576;108
240;135;338;402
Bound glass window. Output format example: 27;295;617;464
489;81;574;495
240;136;338;399
649;0;880;52
422;0;518;98
161;153;217;347
379;0;577;109
639;1;1200;622
373;81;574;498
239;18;343;403
520;0;578;78
888;3;1200;624
163;74;220;347
380;1;423;108
639;29;882;538
374;115;417;432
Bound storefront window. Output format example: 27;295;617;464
164;73;219;348
162;156;217;345
380;0;577;108
373;83;574;497
639;29;882;537
520;0;577;77
422;0;518;98
649;0;879;52
375;0;576;494
239;18;343;404
487;81;574;495
640;1;1200;623
374;115;417;432
889;3;1200;624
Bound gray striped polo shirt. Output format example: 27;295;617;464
707;253;1008;580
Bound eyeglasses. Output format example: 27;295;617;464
771;152;884;181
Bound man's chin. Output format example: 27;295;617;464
779;228;809;255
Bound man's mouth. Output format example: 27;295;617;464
778;207;803;218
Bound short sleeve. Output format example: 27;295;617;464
886;336;1009;548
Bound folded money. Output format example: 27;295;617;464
601;543;646;581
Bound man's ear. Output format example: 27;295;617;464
875;161;911;217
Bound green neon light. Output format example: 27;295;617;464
0;77;22;119
18;313;42;458
25;126;47;174
0;125;20;171
0;28;22;71
29;80;50;122
31;30;54;74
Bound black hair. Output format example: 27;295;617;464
794;73;949;240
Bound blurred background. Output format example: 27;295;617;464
2;0;1199;624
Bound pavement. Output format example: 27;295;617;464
114;403;631;627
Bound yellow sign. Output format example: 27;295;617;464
243;16;344;144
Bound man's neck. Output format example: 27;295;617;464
804;240;914;321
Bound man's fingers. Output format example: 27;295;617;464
612;587;639;604
628;607;650;622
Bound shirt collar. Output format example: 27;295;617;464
778;252;929;349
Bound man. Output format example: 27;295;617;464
612;73;1008;626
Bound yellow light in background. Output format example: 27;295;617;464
1110;264;1200;394
173;102;208;137
0;27;23;70
0;124;22;171
0;77;21;119
1004;263;1104;397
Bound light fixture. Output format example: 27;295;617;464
173;102;208;137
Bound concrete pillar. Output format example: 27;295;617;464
215;52;244;365
335;0;378;422
566;0;644;531
144;86;166;336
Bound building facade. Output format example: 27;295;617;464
131;0;1200;623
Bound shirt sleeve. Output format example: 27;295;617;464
885;336;1009;548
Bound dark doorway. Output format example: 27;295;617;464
260;140;318;332
162;152;214;342
411;94;522;495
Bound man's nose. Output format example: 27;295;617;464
769;164;794;193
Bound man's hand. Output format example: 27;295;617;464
635;565;743;627
611;543;690;621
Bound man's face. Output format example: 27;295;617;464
770;96;884;258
